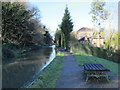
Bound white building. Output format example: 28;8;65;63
72;27;104;47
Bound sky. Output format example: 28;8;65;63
28;0;118;37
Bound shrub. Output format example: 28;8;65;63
70;42;120;63
2;47;15;60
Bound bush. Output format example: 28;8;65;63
2;47;15;60
70;41;120;63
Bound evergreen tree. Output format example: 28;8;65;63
60;6;73;50
55;28;61;47
44;31;53;45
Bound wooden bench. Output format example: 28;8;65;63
83;64;110;81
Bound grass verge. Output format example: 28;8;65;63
73;53;120;76
70;41;120;63
29;51;64;88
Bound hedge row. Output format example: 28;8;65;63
70;42;120;63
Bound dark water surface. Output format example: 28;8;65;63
2;45;56;88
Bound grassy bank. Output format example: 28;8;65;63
70;41;120;63
73;53;120;76
29;51;64;88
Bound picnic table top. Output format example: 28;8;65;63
83;64;110;71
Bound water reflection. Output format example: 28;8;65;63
2;45;56;88
41;45;56;71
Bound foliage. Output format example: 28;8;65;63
2;2;53;60
2;46;15;60
111;32;120;50
104;32;120;56
60;6;73;50
90;0;110;30
55;28;62;47
73;53;120;76
2;2;49;47
44;31;53;45
29;51;64;88
2;2;33;45
70;39;120;63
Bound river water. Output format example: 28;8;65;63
2;45;56;88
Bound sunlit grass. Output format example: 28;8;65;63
29;51;64;88
73;53;120;76
70;41;120;76
70;41;120;63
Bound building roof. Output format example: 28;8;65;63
77;27;93;32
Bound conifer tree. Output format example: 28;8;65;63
60;6;73;50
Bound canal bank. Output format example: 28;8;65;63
2;45;54;63
28;51;64;88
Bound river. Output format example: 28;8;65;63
2;45;56;88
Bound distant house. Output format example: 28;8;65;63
90;34;104;47
76;27;94;40
71;27;104;47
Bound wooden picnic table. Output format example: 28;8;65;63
83;64;110;81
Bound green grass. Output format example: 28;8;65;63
73;53;120;76
29;51;64;88
70;41;120;63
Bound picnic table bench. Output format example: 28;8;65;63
83;64;110;81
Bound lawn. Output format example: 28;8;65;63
29;51;64;88
73;53;120;76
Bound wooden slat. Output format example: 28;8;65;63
87;64;93;70
84;64;95;71
84;64;90;70
97;64;105;70
89;64;96;70
91;64;100;70
96;64;105;70
83;64;110;71
97;64;110;71
94;64;103;70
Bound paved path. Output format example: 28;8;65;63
56;51;119;88
56;52;83;88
